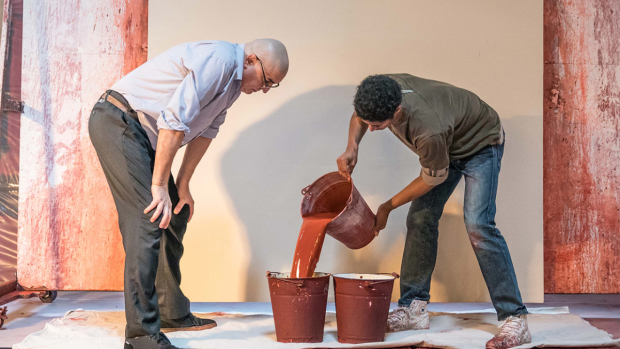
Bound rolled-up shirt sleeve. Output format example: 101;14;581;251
417;133;450;186
200;111;226;139
157;56;234;136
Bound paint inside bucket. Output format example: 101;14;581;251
267;272;330;343
291;172;375;279
301;172;376;250
333;273;398;344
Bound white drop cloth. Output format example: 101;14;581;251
13;307;620;349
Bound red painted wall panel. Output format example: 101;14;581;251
544;0;620;293
17;0;147;290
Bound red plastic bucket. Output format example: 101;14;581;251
267;272;330;343
300;172;375;249
333;273;399;343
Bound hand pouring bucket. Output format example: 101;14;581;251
300;172;375;249
267;272;330;343
333;273;399;343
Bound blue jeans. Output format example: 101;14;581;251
398;141;527;320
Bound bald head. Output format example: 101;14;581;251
241;39;289;94
246;39;288;79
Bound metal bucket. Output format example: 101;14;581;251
267;272;330;343
333;273;399;343
300;172;375;249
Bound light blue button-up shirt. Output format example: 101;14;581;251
111;41;244;149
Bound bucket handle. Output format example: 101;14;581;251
301;185;311;195
363;272;400;288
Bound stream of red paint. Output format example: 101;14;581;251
291;212;339;278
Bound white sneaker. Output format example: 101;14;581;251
486;314;532;349
386;300;430;332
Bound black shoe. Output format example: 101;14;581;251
161;313;217;333
124;332;178;349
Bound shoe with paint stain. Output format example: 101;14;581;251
485;314;532;349
124;332;178;349
160;313;217;333
386;299;430;332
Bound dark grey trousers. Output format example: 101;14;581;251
88;90;191;338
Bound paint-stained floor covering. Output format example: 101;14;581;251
0;293;618;348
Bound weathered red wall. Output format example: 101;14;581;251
17;0;147;290
544;0;620;293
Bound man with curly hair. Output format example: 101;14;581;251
337;74;530;349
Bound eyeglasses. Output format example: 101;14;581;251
256;56;280;89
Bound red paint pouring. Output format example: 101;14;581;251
291;172;376;279
290;212;339;278
267;173;378;343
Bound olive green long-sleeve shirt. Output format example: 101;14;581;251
386;74;503;186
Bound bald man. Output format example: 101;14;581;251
89;39;289;349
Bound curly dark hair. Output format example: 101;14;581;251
353;75;402;122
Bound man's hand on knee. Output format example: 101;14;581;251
174;184;194;222
145;184;173;229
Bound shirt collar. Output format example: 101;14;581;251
234;43;245;81
391;104;409;127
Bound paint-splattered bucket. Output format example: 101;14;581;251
333;273;399;343
267;271;330;343
300;172;375;249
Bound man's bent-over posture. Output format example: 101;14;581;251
89;39;289;349
337;74;530;349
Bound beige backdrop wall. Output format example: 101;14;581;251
149;0;543;303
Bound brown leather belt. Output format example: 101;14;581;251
99;91;131;115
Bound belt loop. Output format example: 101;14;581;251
98;91;110;103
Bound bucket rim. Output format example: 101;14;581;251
300;171;354;220
267;271;331;279
332;273;399;280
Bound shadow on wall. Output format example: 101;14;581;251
221;86;416;301
221;85;542;302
